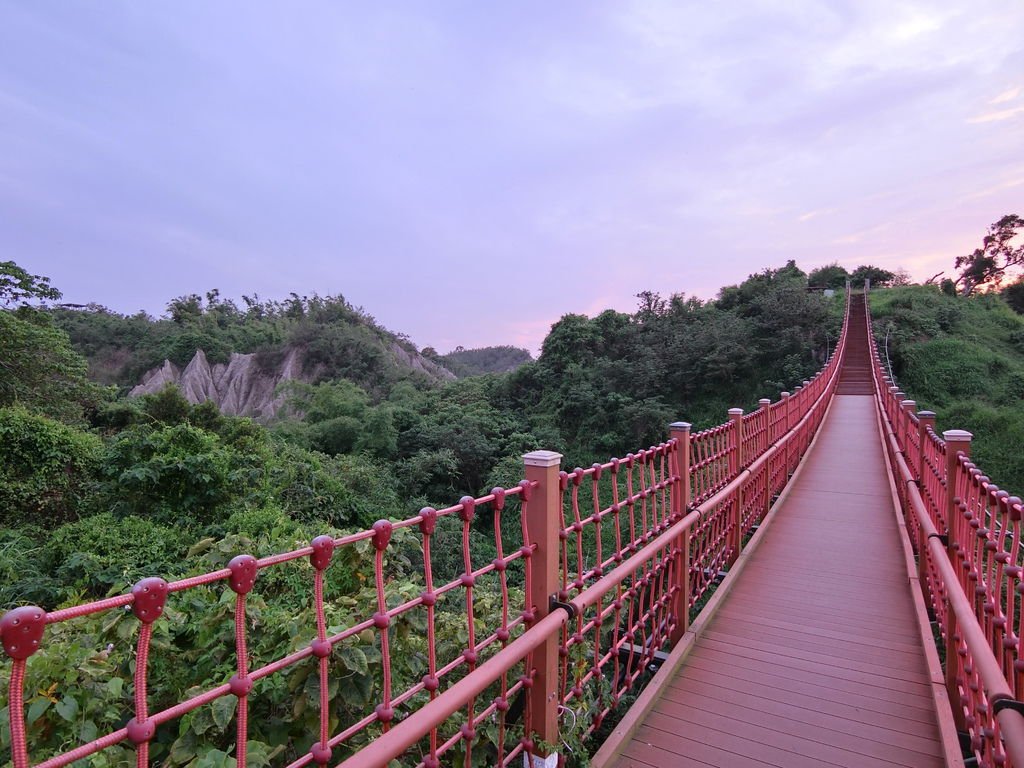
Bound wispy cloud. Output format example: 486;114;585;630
968;105;1024;124
991;86;1021;105
798;208;838;223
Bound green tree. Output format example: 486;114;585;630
167;294;203;325
954;214;1024;296
850;264;896;287
807;263;850;289
0;310;100;423
0;261;62;307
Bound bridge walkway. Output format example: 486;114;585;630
610;394;944;767
606;296;949;767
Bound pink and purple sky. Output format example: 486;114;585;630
2;2;1022;353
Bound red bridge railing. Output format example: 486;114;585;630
866;288;1024;768
2;290;850;767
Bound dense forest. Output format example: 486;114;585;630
5;252;1024;766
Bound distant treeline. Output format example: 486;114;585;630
429;344;533;377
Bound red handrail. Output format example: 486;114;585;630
866;287;1024;768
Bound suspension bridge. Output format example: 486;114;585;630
4;287;1024;767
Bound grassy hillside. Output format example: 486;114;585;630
868;285;1024;491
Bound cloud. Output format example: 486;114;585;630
798;208;838;223
968;105;1024;124
957;175;1024;202
991;86;1021;105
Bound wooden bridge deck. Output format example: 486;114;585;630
608;394;947;767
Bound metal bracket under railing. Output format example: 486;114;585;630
993;698;1024;717
549;595;579;619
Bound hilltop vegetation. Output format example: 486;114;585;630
431;344;532;377
869;284;1024;490
51;290;454;392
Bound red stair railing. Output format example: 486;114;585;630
2;289;851;768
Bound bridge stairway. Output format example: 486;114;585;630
837;297;875;395
608;401;945;765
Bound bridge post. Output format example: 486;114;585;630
942;429;972;732
800;382;811;455
900;400;916;455
669;422;692;644
728;408;744;565
522;449;564;753
916;411;935;482
790;387;802;474
758;399;772;516
915;411;937;602
781;392;793;480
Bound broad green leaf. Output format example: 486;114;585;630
346;669;374;707
338;645;367;675
168;729;197;765
190;705;214;736
244;741;285;768
193;748;236;768
55;696;79;722
80;720;98;743
106;677;124;697
211;696;237;732
26;698;50;726
186;538;216;557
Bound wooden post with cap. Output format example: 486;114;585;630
942;429;972;733
669;422;691;644
917;410;935;485
758;398;771;457
915;411;937;587
900;400;916;457
728;408;744;565
522;449;563;752
758;399;772;515
791;387;803;474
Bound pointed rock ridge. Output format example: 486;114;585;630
179;349;217;404
133;359;180;393
130;343;455;421
128;348;308;422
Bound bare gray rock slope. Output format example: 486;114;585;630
130;345;455;421
130;348;305;421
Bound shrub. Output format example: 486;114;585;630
100;424;253;525
46;513;187;598
0;406;102;528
